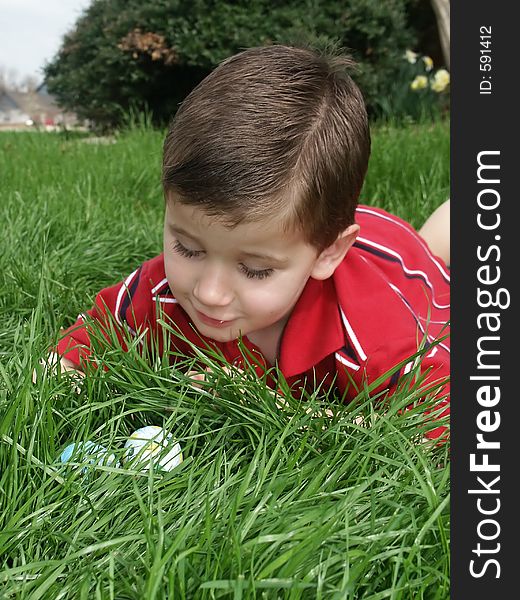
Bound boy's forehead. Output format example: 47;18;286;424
165;199;311;250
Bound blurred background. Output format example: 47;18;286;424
0;0;450;132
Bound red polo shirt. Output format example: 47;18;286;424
57;205;450;438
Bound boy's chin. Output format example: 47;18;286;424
208;331;238;343
196;323;241;343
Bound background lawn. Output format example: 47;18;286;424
0;119;450;599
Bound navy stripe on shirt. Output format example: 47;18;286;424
119;267;142;324
354;240;433;288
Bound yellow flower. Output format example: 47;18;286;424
404;49;418;64
431;69;450;92
410;75;428;91
422;56;433;71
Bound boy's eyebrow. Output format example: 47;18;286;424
240;251;289;265
169;224;199;241
168;224;289;265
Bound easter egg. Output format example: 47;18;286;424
58;441;119;474
123;426;183;472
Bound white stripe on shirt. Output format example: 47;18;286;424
335;351;361;371
114;268;139;327
356;206;450;282
357;235;450;310
152;296;178;304
387;282;450;355
150;277;169;294
340;308;368;361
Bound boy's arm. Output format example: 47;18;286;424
32;351;85;393
397;347;450;441
59;354;85;374
55;265;152;371
335;337;450;441
418;199;450;267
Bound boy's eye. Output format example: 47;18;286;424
239;265;274;280
172;240;202;259
172;241;273;279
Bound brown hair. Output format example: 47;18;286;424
162;44;371;250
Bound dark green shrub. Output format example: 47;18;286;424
45;0;445;130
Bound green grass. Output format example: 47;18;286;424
0;118;450;599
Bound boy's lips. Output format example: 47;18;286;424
194;309;235;328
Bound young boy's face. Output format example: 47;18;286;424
163;199;325;351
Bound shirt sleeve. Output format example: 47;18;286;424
56;265;152;369
333;206;451;441
335;335;450;441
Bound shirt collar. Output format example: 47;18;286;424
277;275;344;378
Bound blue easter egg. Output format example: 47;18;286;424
58;441;119;474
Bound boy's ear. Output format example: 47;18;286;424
311;224;360;280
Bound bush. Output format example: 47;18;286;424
45;0;441;130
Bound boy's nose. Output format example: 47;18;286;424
192;265;233;307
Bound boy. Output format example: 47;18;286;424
54;45;450;439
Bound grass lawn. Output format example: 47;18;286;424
0;119;450;599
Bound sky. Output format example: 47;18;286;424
0;0;92;85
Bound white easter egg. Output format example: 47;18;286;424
123;426;183;472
